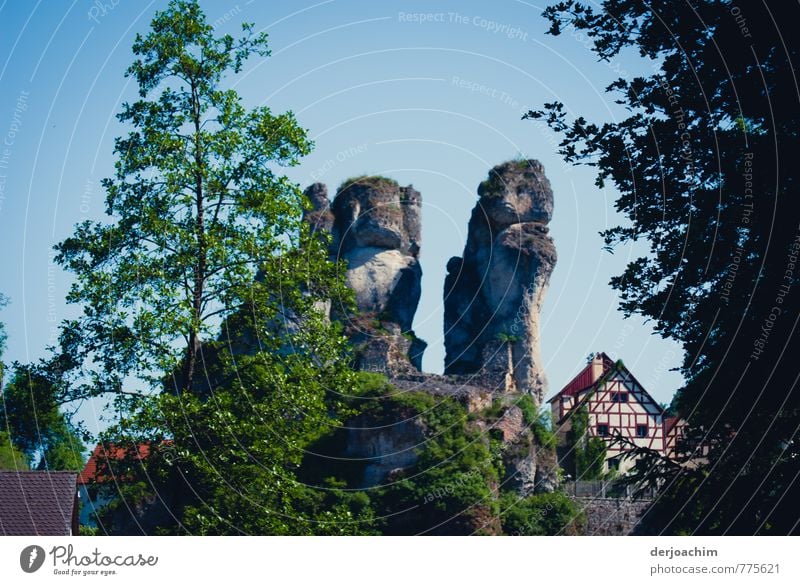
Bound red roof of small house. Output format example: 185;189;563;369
78;442;172;485
663;416;683;435
548;352;616;402
0;471;78;535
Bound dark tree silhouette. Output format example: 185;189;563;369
529;1;800;534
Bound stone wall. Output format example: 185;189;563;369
573;497;653;535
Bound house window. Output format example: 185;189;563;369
611;392;629;403
608;458;620;471
636;425;649;438
597;424;609;436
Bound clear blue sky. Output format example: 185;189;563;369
0;0;683;431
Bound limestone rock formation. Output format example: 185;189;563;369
303;178;426;373
301;164;559;523
444;160;557;403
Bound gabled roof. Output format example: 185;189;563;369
549;352;668;423
0;471;78;535
79;442;170;485
548;352;616;403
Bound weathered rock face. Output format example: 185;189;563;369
331;178;422;332
347;319;426;375
198;166;564;537
343;412;426;487
331;178;421;257
303;182;335;234
444;160;557;404
303;178;426;373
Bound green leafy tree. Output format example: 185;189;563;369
0;432;29;470
1;297;81;470
73;1;372;534
54;0;312;399
0;361;85;471
0;295;28;470
529;1;800;533
96;306;367;535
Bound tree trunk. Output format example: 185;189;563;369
184;80;206;393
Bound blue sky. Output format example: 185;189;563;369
0;0;683;430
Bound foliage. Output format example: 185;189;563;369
582;437;609;480
0;431;29;470
96;302;368;535
567;405;607;481
499;491;584;535
377;392;500;535
54;0;313;398
64;0;368;536
516;393;556;449
302;375;502;535
78;525;99;536
530;1;800;533
94;368;581;535
512;152;532;169
495;331;522;344
0;295;84;471
0;362;85;471
333;381;574;535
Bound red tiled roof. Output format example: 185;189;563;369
78;442;170;485
555;363;594;399
548;352;616;402
0;471;78;535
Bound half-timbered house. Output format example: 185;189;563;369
548;352;686;474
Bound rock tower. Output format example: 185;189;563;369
443;160;557;403
303;177;426;373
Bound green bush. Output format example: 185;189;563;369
499;491;584;535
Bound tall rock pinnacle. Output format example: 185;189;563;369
303;177;426;372
444;160;557;403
